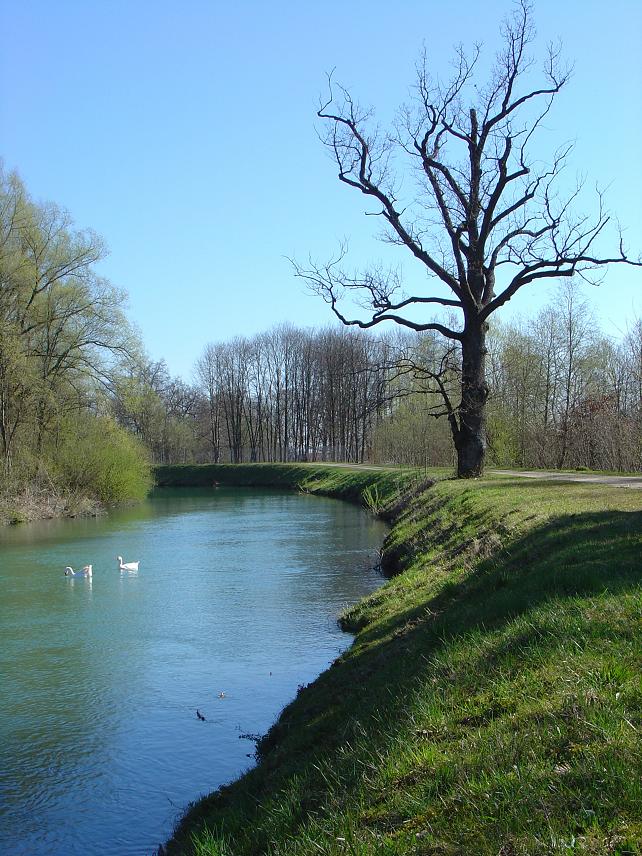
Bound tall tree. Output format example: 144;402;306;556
0;167;133;472
295;1;639;476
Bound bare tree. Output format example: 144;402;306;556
294;1;640;476
196;343;224;462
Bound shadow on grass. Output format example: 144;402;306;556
361;509;642;645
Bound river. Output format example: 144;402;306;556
0;487;387;855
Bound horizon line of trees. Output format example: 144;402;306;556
487;287;642;472
110;288;642;474
111;325;396;466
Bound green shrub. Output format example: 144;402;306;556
50;415;152;503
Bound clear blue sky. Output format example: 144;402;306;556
1;0;640;379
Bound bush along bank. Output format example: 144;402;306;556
2;418;153;525
158;465;642;856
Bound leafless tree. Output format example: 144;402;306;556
192;325;394;464
196;343;224;462
294;1;640;476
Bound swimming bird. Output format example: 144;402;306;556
117;556;139;572
196;709;206;721
64;565;92;578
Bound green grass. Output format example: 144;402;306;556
158;466;642;856
155;463;431;506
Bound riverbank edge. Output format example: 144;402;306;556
0;486;104;526
157;464;642;855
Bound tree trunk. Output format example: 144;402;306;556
455;321;489;477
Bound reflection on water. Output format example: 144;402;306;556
0;487;387;855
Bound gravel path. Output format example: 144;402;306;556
490;470;642;490
306;462;642;489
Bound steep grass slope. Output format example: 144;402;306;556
155;463;416;505
158;466;642;856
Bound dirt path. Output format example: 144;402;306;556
304;462;642;489
490;470;642;490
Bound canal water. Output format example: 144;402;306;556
0;487;387;855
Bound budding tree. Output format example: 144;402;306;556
295;0;639;477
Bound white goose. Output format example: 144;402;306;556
117;556;139;572
65;564;92;577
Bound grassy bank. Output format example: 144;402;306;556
159;465;642;856
155;463;421;508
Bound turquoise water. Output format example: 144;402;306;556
0;487;387;855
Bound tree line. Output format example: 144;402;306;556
111;326;394;466
107;294;642;474
487;286;642;472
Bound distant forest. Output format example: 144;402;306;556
133;296;642;473
1;167;641;521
